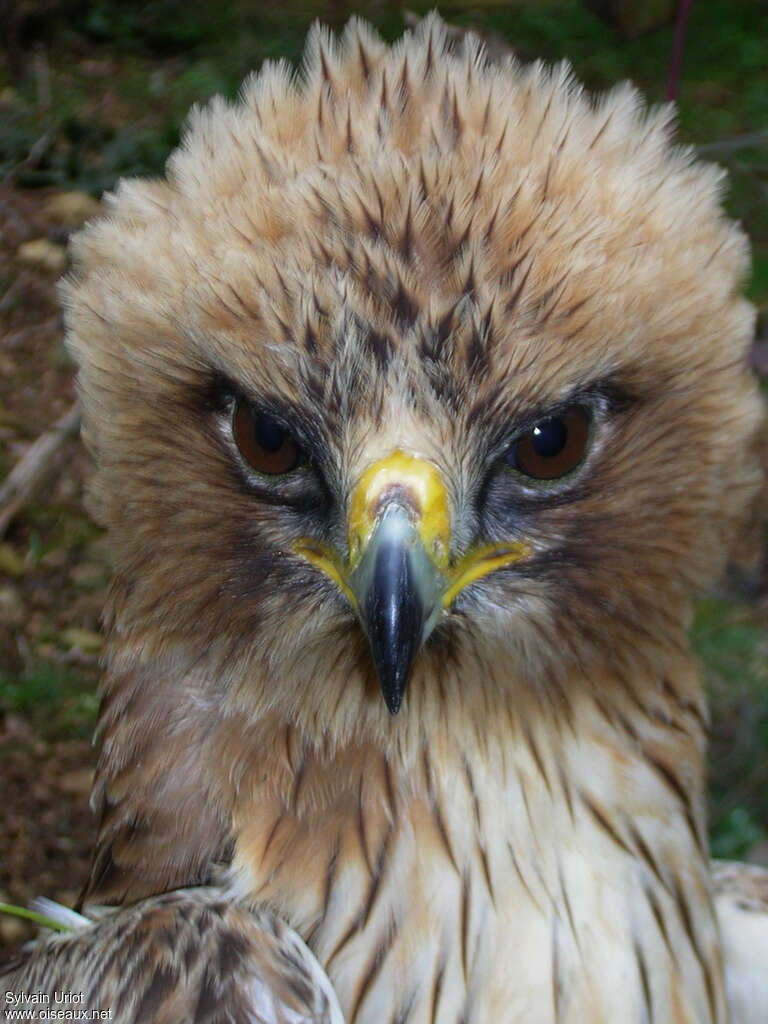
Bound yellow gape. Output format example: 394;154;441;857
294;449;530;713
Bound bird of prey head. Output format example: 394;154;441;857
63;15;760;747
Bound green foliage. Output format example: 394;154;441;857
0;664;98;738
693;598;768;693
750;252;768;304
693;598;768;858
78;1;240;52
711;806;765;860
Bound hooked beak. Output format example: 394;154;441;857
349;503;442;713
294;450;529;714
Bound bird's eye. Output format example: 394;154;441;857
507;405;590;480
232;401;303;475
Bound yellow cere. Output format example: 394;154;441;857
442;541;532;608
347;450;452;570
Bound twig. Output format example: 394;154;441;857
2;130;52;184
697;130;768;156
0;270;31;315
0;402;81;537
666;0;693;103
33;46;51;114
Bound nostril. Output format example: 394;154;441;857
372;483;421;523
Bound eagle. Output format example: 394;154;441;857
3;14;767;1024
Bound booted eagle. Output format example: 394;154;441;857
4;14;767;1024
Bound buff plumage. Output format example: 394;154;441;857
3;14;766;1024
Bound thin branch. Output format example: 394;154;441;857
0;402;81;537
697;130;768;156
666;0;694;103
2;130;52;184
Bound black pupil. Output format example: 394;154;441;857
254;414;286;453
531;417;567;458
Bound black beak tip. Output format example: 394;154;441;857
369;624;418;715
381;676;406;715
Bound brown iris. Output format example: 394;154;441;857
507;405;590;480
232;401;302;475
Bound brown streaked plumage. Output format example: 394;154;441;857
2;888;343;1022
3;13;767;1023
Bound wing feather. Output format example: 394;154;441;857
1;888;344;1024
713;860;768;1024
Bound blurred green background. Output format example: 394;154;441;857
0;0;766;940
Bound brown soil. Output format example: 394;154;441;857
0;715;95;962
